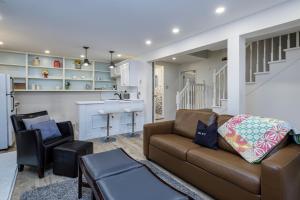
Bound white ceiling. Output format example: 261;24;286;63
0;0;289;62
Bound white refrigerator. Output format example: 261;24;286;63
0;74;15;150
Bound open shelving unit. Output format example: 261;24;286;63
0;50;117;92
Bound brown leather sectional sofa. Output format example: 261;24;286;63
143;109;300;200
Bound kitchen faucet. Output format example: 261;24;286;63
114;92;122;100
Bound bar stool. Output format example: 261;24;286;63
123;104;144;137
98;109;117;143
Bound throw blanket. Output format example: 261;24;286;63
218;114;298;163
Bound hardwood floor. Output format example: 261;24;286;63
11;134;213;200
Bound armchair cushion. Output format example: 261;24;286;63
11;110;48;132
31;120;62;140
22;115;50;130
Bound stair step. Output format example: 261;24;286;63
268;59;286;65
246;82;255;85
284;47;300;52
254;71;270;76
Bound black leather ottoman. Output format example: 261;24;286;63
79;148;191;200
53;140;93;178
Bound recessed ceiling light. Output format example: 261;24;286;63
117;54;122;57
215;6;225;14
172;28;180;34
44;50;50;54
0;41;3;45
80;54;85;58
172;57;176;60
145;40;152;45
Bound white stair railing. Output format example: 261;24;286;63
212;30;300;109
246;31;300;83
213;64;227;107
176;79;206;110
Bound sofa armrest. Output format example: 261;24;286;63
56;121;74;140
143;120;174;158
261;144;300;200
15;129;44;167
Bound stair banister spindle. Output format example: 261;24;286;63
256;41;259;73
271;38;274;62
213;69;216;106
225;67;228;99
263;40;266;72
279;36;282;60
222;70;225;99
297;32;299;47
218;73;221;106
192;84;195;109
250;43;253;82
287;34;290;49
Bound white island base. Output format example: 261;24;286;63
76;100;144;140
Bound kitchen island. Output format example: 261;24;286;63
76;99;144;140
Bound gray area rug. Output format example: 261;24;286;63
20;160;203;200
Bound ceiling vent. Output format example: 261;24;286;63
188;50;210;59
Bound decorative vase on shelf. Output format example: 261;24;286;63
85;83;91;90
32;57;40;66
74;59;82;69
53;60;61;68
65;81;71;90
42;70;49;78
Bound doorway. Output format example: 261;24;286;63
154;65;164;121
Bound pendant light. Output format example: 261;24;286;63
83;46;91;66
109;50;115;69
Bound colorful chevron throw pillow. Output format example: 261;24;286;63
218;114;291;163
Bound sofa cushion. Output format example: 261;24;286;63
187;147;261;194
150;134;199;161
174;109;214;139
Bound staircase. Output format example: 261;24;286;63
213;30;300;113
212;64;228;114
176;79;206;110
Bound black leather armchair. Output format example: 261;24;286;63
11;111;74;178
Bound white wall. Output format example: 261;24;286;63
178;49;227;108
246;58;300;129
156;62;180;121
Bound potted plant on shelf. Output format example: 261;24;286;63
42;70;49;78
74;59;82;69
65;81;71;90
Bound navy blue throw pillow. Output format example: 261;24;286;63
194;117;218;149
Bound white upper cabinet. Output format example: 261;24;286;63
120;63;130;86
116;61;139;87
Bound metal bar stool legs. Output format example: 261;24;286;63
126;111;139;137
101;113;116;142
